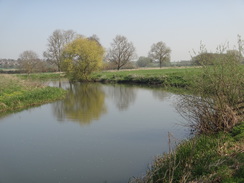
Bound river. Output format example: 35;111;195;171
0;81;187;183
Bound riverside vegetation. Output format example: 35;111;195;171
0;74;66;114
90;67;200;88
1;56;243;182
128;51;244;182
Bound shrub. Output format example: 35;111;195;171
177;48;244;134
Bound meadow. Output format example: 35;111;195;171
91;67;201;87
0;74;66;113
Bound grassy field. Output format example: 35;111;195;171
0;74;66;114
16;72;66;80
131;122;244;183
91;67;201;87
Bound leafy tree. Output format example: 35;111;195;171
106;35;136;70
136;56;152;67
43;29;78;71
18;50;40;74
61;37;105;81
148;41;171;68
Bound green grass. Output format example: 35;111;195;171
91;67;201;88
0;74;66;113
16;72;66;80
131;122;244;183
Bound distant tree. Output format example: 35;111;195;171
88;34;102;47
192;52;243;66
61;37;105;81
237;34;244;57
136;56;152;67
148;41;171;68
106;35;136;70
43;29;78;72
18;50;40;74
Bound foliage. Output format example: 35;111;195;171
0;74;66;113
130;122;244;183
178;46;244;134
136;56;153;67
106;35;136;70
61;37;105;81
148;41;171;68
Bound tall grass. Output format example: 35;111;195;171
130;122;244;183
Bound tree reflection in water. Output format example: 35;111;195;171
107;84;137;111
52;82;107;125
152;88;172;101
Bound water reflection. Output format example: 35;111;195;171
52;83;107;125
106;84;137;111
152;88;172;101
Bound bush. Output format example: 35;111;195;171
177;49;244;134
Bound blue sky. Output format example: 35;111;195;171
0;0;243;61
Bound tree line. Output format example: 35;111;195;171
17;29;171;78
17;29;243;81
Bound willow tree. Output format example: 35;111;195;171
61;37;105;81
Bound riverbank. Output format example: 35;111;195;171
0;74;66;114
16;72;65;80
90;67;200;88
130;122;244;182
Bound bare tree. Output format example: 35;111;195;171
43;29;78;71
148;41;171;68
107;35;136;70
18;50;40;74
88;34;102;47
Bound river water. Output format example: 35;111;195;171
0;81;187;183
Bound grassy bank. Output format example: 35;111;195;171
16;72;66;80
131;122;244;183
90;67;200;88
0;74;66;113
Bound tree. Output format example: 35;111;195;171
88;34;102;47
18;50;40;74
136;56;152;67
106;35;136;70
148;41;171;68
61;37;105;81
43;29;78;71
